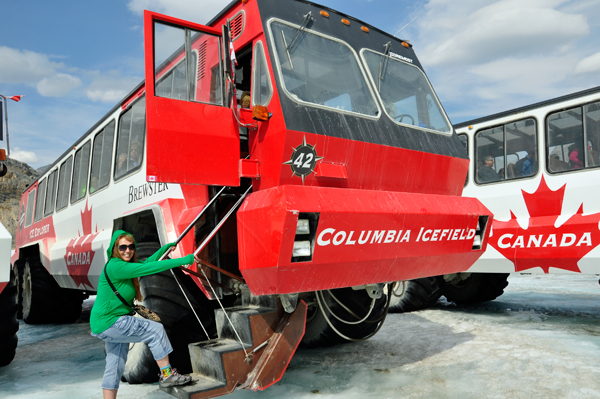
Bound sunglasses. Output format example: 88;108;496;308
118;244;136;252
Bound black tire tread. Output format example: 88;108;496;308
0;272;19;367
301;287;387;348
21;258;84;324
388;277;441;313
440;273;509;304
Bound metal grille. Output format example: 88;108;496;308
197;41;207;81
230;12;244;41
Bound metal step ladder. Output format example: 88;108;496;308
161;288;307;399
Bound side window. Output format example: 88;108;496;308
252;41;273;106
475;118;537;184
56;157;73;211
25;189;36;227
34;178;47;223
44;169;58;217
115;97;145;180
458;133;468;186
90;120;115;194
505;119;537;179
547;101;600;173
18;202;25;232
475;126;503;184
154;22;221;105
71;141;91;204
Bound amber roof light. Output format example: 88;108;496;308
341;18;350;26
320;10;329;17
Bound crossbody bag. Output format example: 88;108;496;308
103;267;161;323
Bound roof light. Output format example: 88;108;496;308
361;26;369;33
320;10;329;17
341;18;350;26
401;41;409;48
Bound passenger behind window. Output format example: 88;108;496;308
568;144;583;169
116;153;128;177
478;155;500;183
498;168;505;180
515;147;537;176
130;142;142;168
238;91;251;138
587;141;598;167
548;147;568;172
240;91;250;109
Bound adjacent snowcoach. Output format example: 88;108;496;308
9;0;491;395
0;149;18;367
392;86;600;310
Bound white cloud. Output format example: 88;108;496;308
10;147;38;164
36;73;82;97
0;46;84;98
0;46;63;84
127;0;231;24
409;0;600;123
85;72;142;103
574;52;600;75
418;0;589;67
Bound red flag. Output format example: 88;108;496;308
7;95;23;102
229;42;238;67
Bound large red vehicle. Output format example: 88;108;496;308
8;0;491;395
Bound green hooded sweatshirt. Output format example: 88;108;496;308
89;230;194;334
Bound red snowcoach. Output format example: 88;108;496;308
8;0;491;394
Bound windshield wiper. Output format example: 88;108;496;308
287;11;313;52
281;12;313;71
377;41;392;92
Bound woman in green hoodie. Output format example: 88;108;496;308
90;230;196;398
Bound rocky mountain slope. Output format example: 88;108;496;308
0;158;42;247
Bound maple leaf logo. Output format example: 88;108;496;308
63;199;99;288
489;176;600;273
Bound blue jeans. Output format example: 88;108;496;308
91;316;173;390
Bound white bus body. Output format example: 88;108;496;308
457;86;600;276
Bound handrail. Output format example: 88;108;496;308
158;185;228;261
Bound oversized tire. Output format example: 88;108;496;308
300;287;389;348
439;273;509;304
21;257;84;324
0;271;19;367
12;262;24;319
122;265;217;384
388;277;441;313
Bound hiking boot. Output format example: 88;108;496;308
159;369;192;388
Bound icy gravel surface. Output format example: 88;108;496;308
1;274;599;399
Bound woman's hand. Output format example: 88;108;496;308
181;254;199;269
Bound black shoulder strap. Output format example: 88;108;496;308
103;266;134;310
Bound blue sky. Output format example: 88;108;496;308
1;0;599;168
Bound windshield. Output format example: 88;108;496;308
362;49;452;134
269;20;379;117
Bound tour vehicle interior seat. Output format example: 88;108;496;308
506;163;516;179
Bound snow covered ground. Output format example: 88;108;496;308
1;274;599;399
